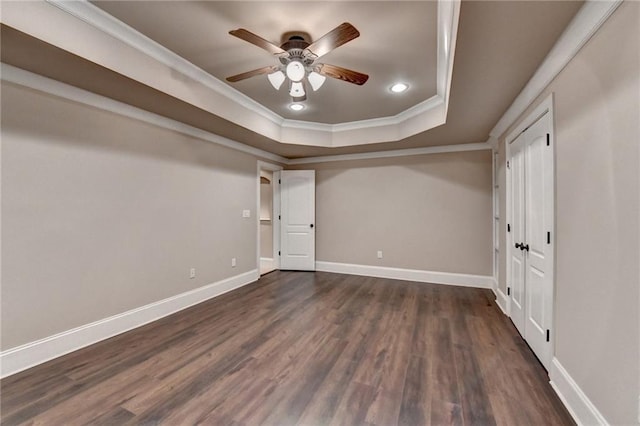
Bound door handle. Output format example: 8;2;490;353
515;242;522;249
310;224;314;228
522;243;529;252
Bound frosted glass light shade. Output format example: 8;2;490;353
286;61;305;82
267;71;285;90
289;81;305;97
308;72;326;91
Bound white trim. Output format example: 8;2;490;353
260;258;276;275
490;0;622;140
257;161;283;275
1;63;287;164
495;287;509;315
316;261;493;289
2;64;492;166
7;0;461;148
0;269;259;378
44;0;284;126
505;94;555;144
550;357;610;426
287;142;491;165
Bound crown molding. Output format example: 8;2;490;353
6;0;460;148
489;0;623;140
3;63;483;166
43;0;285;127
287;142;491;165
0;63;288;164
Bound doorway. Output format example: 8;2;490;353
257;161;282;275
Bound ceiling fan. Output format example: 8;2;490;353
226;23;369;103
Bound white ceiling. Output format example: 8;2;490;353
0;0;583;159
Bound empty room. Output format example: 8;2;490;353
1;0;638;425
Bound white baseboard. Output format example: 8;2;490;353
0;269;259;378
260;257;275;274
495;286;509;315
315;261;493;289
549;357;609;426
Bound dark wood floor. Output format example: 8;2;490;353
1;271;574;425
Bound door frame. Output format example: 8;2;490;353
505;93;556;363
257;161;283;274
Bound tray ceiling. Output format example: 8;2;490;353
0;1;583;158
92;1;439;125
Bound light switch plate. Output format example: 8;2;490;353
242;209;251;218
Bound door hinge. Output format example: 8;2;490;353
278;179;281;184
546;133;550;146
278;215;281;220
507;160;510;169
546;329;550;342
278;251;281;256
507;287;511;296
547;231;551;244
507;224;511;232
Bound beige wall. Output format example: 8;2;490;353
497;2;639;423
290;150;493;276
1;82;261;350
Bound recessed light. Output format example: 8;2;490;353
289;103;305;111
390;83;409;93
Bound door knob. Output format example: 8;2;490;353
515;242;522;249
310;224;314;228
522;243;529;252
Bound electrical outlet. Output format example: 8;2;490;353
189;268;196;279
377;250;383;259
231;258;237;267
242;209;251;218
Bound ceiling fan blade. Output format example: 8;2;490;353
226;65;280;83
305;22;360;59
314;63;369;86
229;29;289;56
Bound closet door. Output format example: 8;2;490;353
509;132;527;337
507;108;554;372
523;114;554;370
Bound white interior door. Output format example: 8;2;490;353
523;113;554;370
507;109;554;371
509;132;527;337
280;170;315;271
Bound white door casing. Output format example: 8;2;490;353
256;161;282;274
280;170;315;271
506;94;555;371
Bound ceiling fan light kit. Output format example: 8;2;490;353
307;72;326;91
267;71;285;90
226;22;369;104
289;81;305;98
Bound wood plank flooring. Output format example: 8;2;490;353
1;271;574;425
